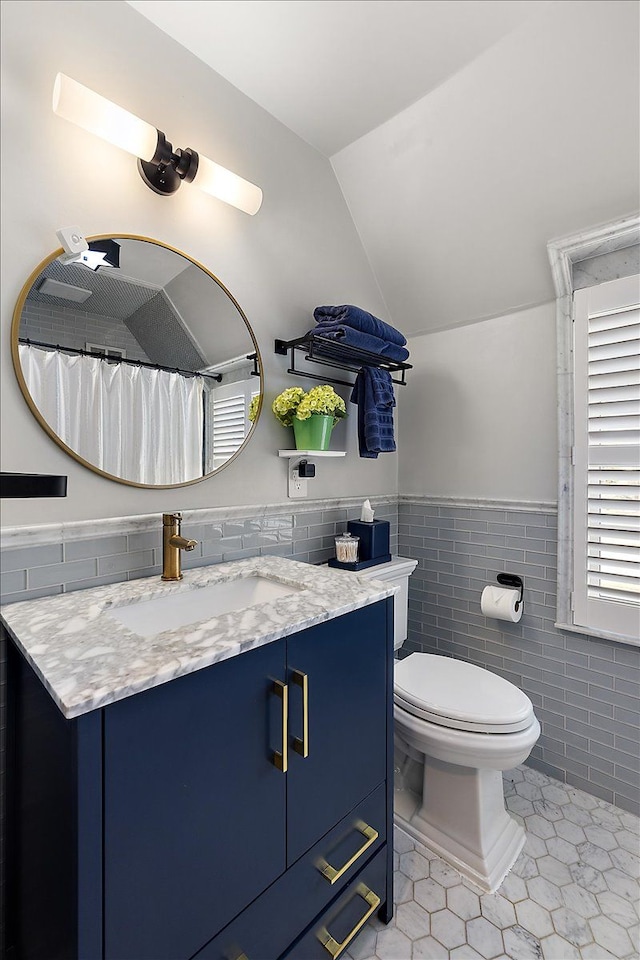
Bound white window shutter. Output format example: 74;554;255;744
212;394;247;467
205;379;258;471
573;275;640;643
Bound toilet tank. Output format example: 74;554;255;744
359;556;418;650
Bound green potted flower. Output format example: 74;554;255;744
271;386;306;427
272;384;346;450
248;394;261;423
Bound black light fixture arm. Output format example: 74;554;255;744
138;130;199;196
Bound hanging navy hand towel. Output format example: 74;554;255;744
314;305;407;347
350;367;396;459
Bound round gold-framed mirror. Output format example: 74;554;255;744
11;235;262;488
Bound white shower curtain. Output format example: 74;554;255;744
20;344;204;485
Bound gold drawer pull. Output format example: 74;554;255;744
272;679;288;773
318;821;379;884
317;883;381;959
291;669;309;758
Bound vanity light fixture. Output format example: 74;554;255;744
52;74;263;216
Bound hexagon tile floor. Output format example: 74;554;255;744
345;765;639;960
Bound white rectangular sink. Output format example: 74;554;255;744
108;576;302;638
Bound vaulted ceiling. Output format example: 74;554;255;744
127;0;639;335
127;0;547;156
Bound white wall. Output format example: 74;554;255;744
0;0;397;526
332;0;640;337
398;303;558;502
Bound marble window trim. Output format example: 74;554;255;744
547;214;640;647
573;244;640;291
554;620;640;647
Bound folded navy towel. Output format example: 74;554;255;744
314;305;407;347
310;324;410;363
350;367;396;459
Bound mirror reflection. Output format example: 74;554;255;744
13;236;261;487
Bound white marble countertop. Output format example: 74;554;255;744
0;556;396;720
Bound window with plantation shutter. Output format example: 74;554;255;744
573;274;640;644
206;380;259;471
212;393;247;468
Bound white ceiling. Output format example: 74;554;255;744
125;0;639;337
126;0;547;156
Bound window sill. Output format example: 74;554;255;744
555;621;639;648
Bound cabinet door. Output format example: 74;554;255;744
286;601;389;864
103;640;287;960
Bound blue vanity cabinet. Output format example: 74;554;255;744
6;597;394;960
191;600;394;960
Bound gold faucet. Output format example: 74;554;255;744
162;512;198;581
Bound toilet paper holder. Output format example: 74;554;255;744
496;573;524;612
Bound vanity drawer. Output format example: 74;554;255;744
285;847;387;960
190;781;387;960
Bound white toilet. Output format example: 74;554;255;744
361;557;541;893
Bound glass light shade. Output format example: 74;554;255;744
195;154;263;216
53;73;158;162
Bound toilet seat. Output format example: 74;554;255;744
394;653;535;734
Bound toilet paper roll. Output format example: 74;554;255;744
480;584;523;622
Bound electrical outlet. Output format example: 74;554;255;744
288;462;308;499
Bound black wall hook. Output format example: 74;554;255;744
496;573;524;612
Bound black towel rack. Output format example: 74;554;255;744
274;333;412;388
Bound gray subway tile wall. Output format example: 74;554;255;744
0;499;399;605
20;302;150;361
398;498;640;816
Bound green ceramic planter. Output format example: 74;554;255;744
292;415;334;451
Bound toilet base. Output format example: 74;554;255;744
394;755;526;893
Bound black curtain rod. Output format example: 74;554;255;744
19;338;222;382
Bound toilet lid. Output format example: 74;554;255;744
394;654;534;734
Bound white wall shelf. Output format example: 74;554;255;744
278;450;346;458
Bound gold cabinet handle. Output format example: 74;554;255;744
291;669;309;758
317;883;381;958
272;680;288;773
317;820;379;884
